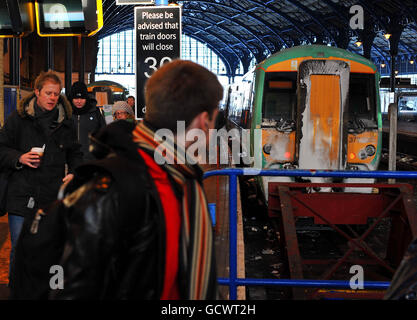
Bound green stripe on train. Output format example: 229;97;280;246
258;45;377;72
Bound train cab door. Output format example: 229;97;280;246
297;60;350;170
92;87;113;106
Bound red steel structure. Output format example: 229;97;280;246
268;182;417;300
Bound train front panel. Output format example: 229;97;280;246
251;45;381;194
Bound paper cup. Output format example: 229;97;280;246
31;147;44;167
31;147;44;157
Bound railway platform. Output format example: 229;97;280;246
202;164;246;300
382;119;417;162
382;118;417;136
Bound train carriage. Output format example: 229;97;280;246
225;45;382;196
223;45;417;300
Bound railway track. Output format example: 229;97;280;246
240;153;417;300
381;127;417;170
380;149;417;171
382;128;417;168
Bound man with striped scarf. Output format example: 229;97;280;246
48;60;223;299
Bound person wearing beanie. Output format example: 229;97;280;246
70;81;106;161
112;100;136;122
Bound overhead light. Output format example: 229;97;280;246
355;40;362;47
395;70;399;75
384;33;391;40
381;62;386;68
410;59;415;65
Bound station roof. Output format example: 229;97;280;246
100;0;417;74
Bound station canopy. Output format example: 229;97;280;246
100;0;417;74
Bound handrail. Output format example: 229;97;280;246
202;168;416;300
204;168;417;179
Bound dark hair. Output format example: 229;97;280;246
144;59;223;132
127;96;135;100
34;70;62;91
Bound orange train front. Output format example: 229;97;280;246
224;45;381;196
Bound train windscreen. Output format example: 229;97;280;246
348;73;377;129
262;72;297;126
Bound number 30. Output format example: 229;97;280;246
144;57;172;78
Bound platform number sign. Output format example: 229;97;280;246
135;6;181;118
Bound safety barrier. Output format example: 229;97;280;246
203;168;417;300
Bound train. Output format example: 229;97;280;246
223;45;382;197
87;80;129;106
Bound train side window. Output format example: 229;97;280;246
348;73;377;124
262;72;297;122
264;92;293;119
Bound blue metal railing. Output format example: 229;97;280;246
203;168;417;300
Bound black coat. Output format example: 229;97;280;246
71;100;106;161
11;152;164;300
0;93;83;217
11;121;217;300
11;121;164;299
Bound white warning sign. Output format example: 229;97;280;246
135;6;181;118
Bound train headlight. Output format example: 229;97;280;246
365;145;376;157
263;144;272;154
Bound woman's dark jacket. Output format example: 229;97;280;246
71;99;106;161
0;93;83;217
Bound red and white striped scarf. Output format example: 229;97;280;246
132;121;216;300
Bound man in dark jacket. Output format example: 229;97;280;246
70;81;106;162
0;71;83;283
41;60;223;300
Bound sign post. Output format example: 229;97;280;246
134;5;181;118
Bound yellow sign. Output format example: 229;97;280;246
35;0;103;37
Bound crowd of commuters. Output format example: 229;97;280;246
0;60;222;300
1;60;417;300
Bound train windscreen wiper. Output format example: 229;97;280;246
275;118;295;132
347;116;366;134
